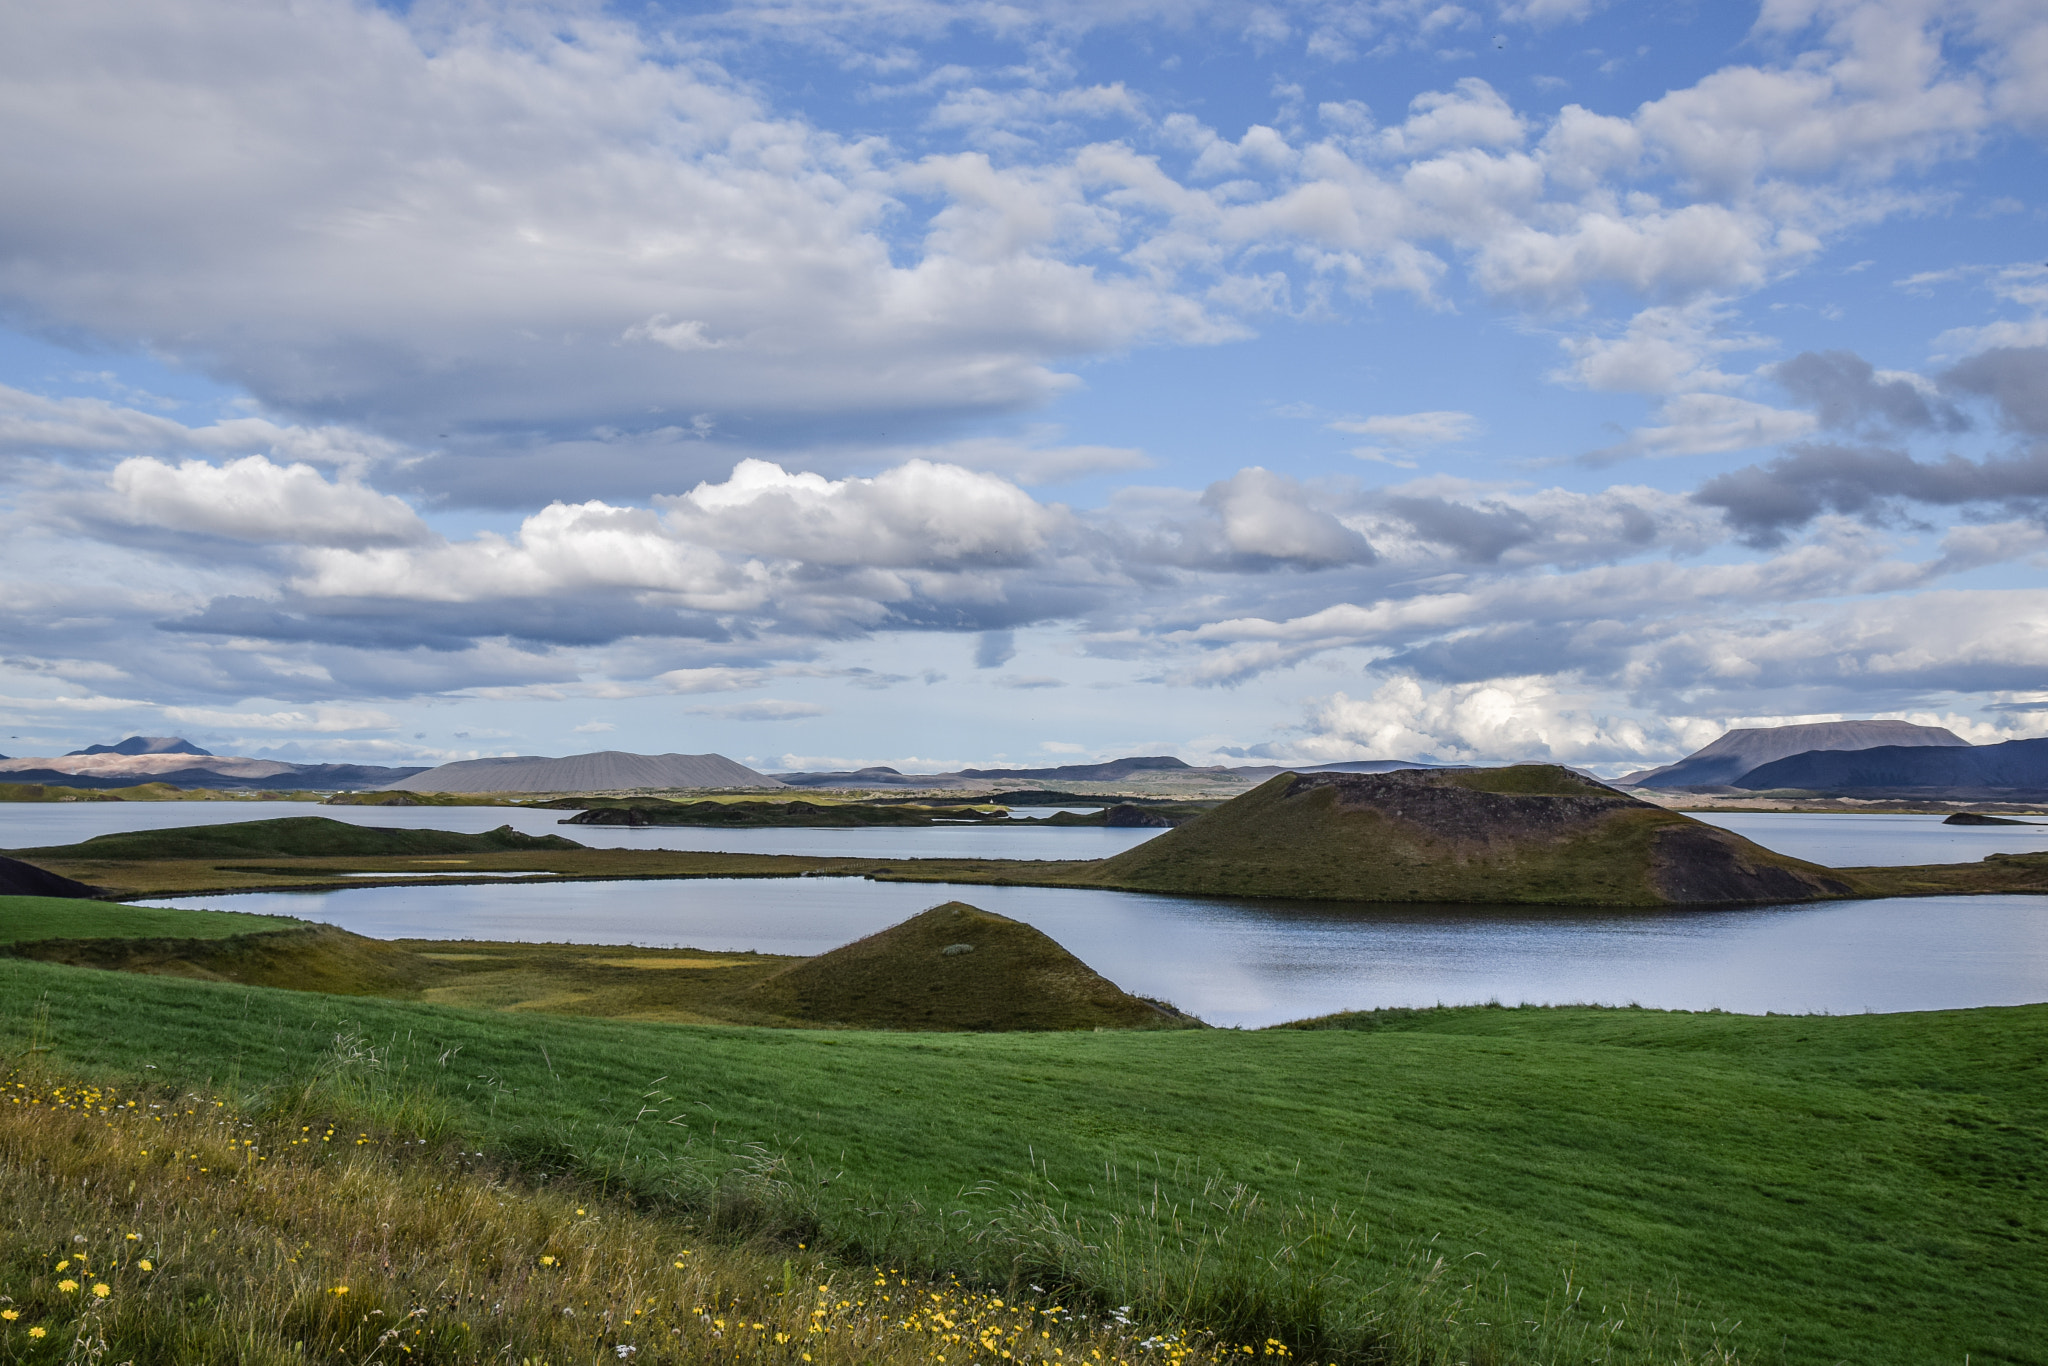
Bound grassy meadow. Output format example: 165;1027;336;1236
1;955;2040;1365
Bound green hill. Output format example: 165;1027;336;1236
1085;765;1861;905
6;815;583;862
743;901;1192;1031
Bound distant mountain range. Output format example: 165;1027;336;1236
1734;737;2048;794
0;737;425;791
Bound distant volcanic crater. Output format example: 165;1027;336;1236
1085;766;1857;907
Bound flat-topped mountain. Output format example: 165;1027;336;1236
742;901;1186;1030
1619;720;1968;789
1084;766;1856;906
1736;736;2048;795
384;750;781;793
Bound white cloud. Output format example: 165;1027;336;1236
101;456;431;548
1294;675;1672;766
158;704;398;732
1374;79;1527;157
1327;410;1481;444
1554;300;1765;394
1586;393;1818;461
686;699;828;719
1197;468;1376;565
671;458;1063;567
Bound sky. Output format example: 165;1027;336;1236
1;0;2046;778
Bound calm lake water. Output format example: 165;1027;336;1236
147;877;2048;1027
7;801;2048;866
18;799;2045;1023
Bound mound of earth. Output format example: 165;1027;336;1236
384;750;781;793
1619;720;1969;789
7;816;582;861
0;855;100;898
1084;767;1858;906
742;901;1188;1031
1943;812;2042;826
7;923;440;996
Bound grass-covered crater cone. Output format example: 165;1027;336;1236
743;902;1196;1031
1084;766;1860;906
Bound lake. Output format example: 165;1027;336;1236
146;877;2048;1028
17;799;2045;1023
8;801;2048;866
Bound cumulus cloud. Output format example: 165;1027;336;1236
1196;468;1375;566
1294;675;1672;767
101;456;431;548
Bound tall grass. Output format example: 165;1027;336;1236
0;1029;1739;1366
0;1059;1252;1366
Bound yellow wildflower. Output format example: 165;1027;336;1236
0;1309;16;1321
138;1260;153;1271
27;1327;46;1340
540;1256;557;1266
57;1280;79;1293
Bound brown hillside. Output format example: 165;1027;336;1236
1084;766;1860;906
742;901;1187;1031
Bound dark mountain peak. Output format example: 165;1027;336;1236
66;736;215;757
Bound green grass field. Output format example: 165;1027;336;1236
1;956;2039;1365
0;897;303;943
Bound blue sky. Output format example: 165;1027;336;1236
1;0;2045;776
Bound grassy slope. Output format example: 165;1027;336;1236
0;897;301;943
741;901;1182;1031
0;958;2038;1366
1082;770;1858;906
